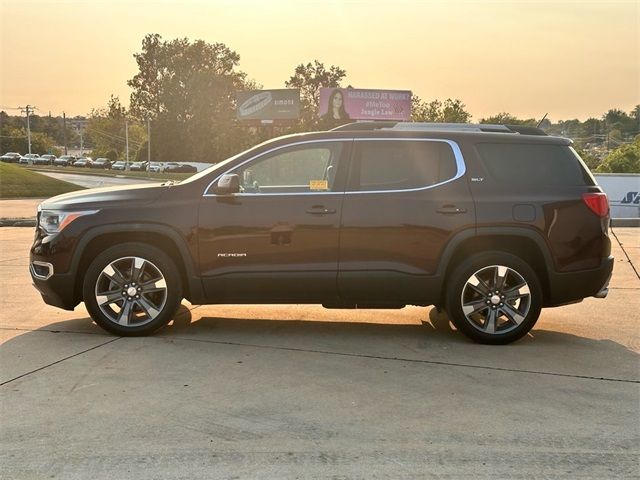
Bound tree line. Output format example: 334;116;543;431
1;33;638;172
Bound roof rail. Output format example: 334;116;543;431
330;121;548;135
330;122;397;131
388;122;512;133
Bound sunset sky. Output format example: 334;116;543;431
1;0;638;121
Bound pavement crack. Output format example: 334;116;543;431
611;228;640;281
0;337;120;387
0;327;109;336
169;336;640;384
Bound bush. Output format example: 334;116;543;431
596;137;640;173
574;147;601;171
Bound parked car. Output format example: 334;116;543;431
54;155;77;167
34;154;57;165
91;158;112;169
111;161;126;171
73;157;93;168
19;154;40;165
29;122;613;344
164;162;197;173
148;162;164;173
0;152;22;163
130;161;149;171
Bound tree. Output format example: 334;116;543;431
631;105;640;124
480;112;536;126
596;137;640;173
411;97;441;122
411;97;471;123
285;60;347;129
85;95;145;160
603;108;636;138
574;146;601;171
127;34;255;163
0;125;59;155
441;99;471;123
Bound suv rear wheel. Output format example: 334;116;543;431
445;251;542;345
83;242;183;336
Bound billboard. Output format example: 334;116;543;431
236;89;300;121
319;88;412;123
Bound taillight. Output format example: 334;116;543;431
582;192;609;217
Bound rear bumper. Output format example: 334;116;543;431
545;256;614;307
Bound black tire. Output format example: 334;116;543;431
83;242;182;336
445;251;542;345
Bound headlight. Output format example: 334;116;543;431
39;210;98;234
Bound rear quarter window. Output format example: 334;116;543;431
476;143;595;186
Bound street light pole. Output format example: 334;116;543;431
25;105;32;155
147;118;151;163
147;118;151;176
125;120;129;167
63;112;68;155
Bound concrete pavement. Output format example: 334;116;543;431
0;227;638;478
0;198;43;220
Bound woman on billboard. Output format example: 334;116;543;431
321;89;351;127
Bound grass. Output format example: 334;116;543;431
0;162;85;198
26;165;195;181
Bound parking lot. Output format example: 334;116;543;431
0;226;638;478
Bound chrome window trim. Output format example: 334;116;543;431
30;261;54;280
202;137;466;197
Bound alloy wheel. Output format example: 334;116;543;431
460;265;531;335
94;256;168;327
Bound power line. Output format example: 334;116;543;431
85;126;143;149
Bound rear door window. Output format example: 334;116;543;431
348;140;458;192
476;143;595;186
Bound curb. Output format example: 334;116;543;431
611;218;640;228
0;218;36;227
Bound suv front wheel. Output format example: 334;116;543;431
445;252;542;345
83;243;183;336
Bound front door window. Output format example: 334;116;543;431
234;143;343;194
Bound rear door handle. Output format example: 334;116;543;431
437;205;467;215
306;206;336;215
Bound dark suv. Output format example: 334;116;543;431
30;123;613;344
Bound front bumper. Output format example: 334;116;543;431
30;266;78;310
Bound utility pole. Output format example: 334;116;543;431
147;118;151;175
63;112;68;155
22;105;33;154
125;119;129;167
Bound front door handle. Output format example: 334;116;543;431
437;205;467;215
306;206;336;215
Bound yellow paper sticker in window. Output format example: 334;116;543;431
309;180;329;191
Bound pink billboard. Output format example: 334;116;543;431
319;88;412;123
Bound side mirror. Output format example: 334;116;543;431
215;174;240;195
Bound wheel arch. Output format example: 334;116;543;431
438;227;554;305
71;224;205;305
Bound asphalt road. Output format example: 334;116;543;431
39;170;157;188
0;227;638;479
